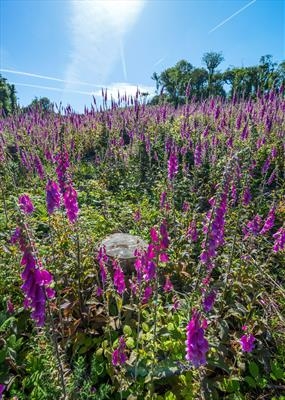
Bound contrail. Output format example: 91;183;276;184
10;82;94;96
153;57;165;68
209;0;256;33
120;41;128;81
0;68;102;87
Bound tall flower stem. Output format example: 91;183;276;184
1;185;8;228
150;254;159;390
46;300;67;399
48;216;64;335
134;285;142;380
75;229;84;321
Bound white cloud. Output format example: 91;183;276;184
65;0;145;88
11;81;155;99
92;82;155;98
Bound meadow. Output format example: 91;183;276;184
0;90;284;399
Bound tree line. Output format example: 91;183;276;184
151;52;285;106
1;52;284;115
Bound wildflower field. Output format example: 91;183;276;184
0;90;285;400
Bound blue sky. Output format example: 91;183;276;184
0;0;284;111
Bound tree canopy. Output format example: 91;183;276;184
0;75;18;115
151;53;284;106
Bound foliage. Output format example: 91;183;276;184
0;89;284;399
151;53;285;104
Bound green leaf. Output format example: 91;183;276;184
244;376;256;388
249;361;259;378
123;325;132;336
126;337;135;349
165;392;177;400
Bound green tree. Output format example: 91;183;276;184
202;51;224;96
28;97;54;112
152;60;193;107
0;75;17;115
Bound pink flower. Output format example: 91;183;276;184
19;194;34;215
187;220;198;242
202;290;216;312
6;299;14;314
243;215;263;239
63;184;79;223
46;180;61;215
133;209;141;222
273;226;285;252
112;337;127;366
142;286;153;303
260;207;275;235
163;276;174;292
160;191;167;209
113;261;126;295
240;334;255;353
185;310;209;367
96;287;103;297
168;151;179;181
242;187;251;206
0;384;6;399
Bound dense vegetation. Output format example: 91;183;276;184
0;83;284;399
151;53;285;106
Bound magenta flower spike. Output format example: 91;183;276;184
185;310;209;367
202;290;217;312
46;180;61;215
260;207;275;235
273;226;285;252
167;151;179;181
112;337;128;366
113;260;126;295
63;183;79;223
19;194;34;215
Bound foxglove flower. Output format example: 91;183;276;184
168;151;179;181
267;170;276;185
6;299;14;314
242;187;251;206
46;180;61;215
142;286;153;303
113;261;126;295
13;228;55;326
63;184;79;223
56;149;70;193
185;310;209;367
261;156;271;175
160;191;167;209
200;189;228;266
0;384;6;399
34;155;45;179
187;220;198;242
133;209;141;222
163;276;174;292
112;337;127;366
194;144;202;168
182;201;190;212
97;246;108;285
273;226;285;252
243;215;263;239
202;290;216;312
260;207;275;235
240;334;255;353
19;194;34;215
